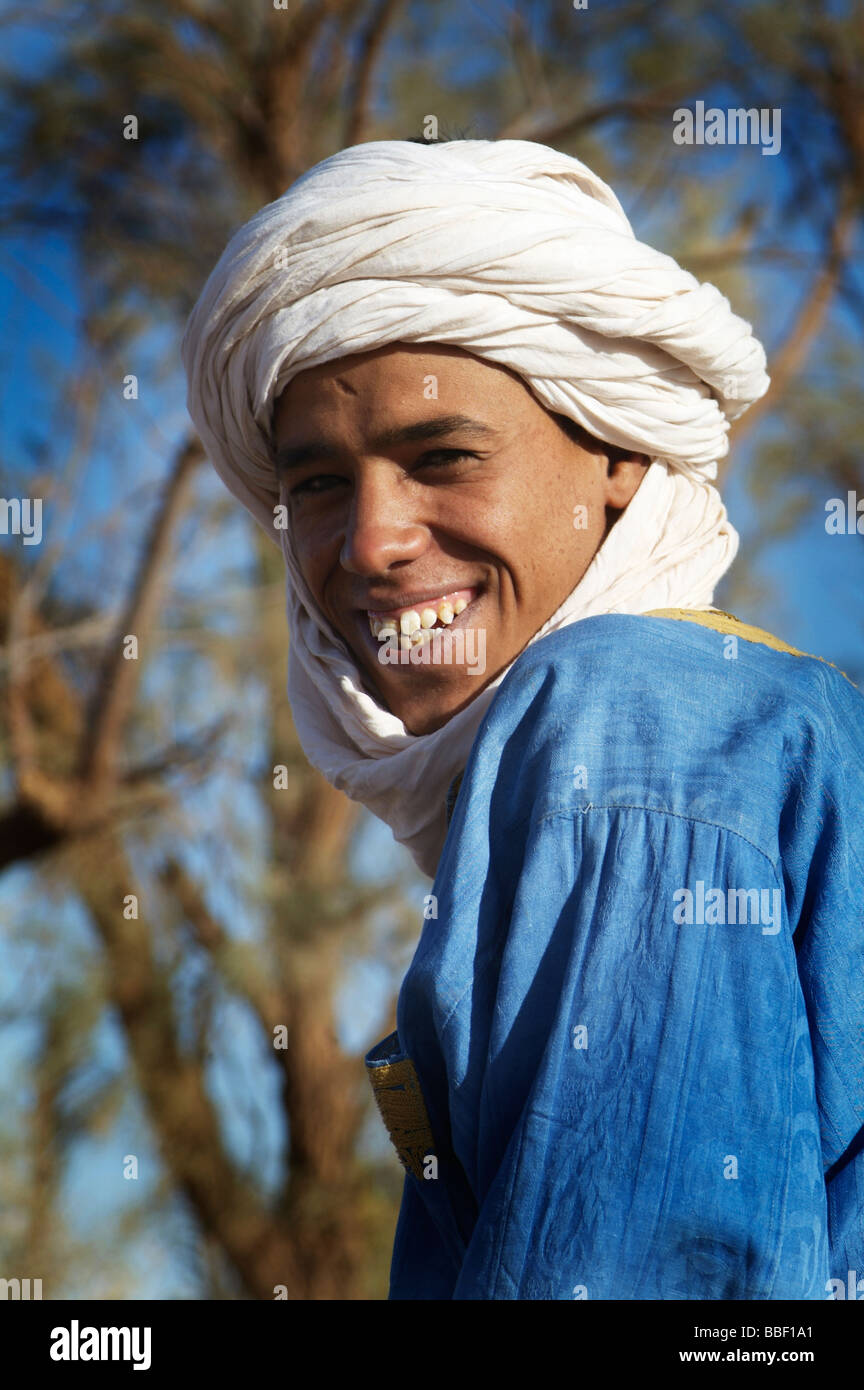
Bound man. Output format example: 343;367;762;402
183;137;864;1299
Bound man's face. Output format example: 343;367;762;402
273;343;646;735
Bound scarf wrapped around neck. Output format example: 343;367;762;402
182;138;769;878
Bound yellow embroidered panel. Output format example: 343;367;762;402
644;607;855;686
367;1055;435;1181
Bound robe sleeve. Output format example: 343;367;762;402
792;782;864;1295
425;805;832;1299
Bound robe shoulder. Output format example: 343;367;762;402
463;609;864;876
493;609;860;741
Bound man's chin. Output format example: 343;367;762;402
398;693;473;736
368;667;500;735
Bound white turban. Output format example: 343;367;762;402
182;138;769;878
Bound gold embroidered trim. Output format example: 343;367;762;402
367;1055;435;1180
644;608;855;686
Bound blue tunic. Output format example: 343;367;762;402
365;609;864;1300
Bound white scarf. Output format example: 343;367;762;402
182;139;769;878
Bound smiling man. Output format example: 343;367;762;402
272;342;648;734
182;137;864;1301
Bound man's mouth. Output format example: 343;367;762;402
366;587;478;647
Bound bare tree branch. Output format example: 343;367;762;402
159;856;290;1045
344;0;405;148
496;80;707;143
68;836;304;1298
78;436;203;805
729;193;859;453
6;566;40;793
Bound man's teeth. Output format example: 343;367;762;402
369;596;468;639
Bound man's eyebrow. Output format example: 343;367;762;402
274;414;497;474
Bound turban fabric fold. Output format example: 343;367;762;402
182;139;769;878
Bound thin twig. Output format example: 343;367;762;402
78;435;203;800
343;0;403;147
729;193;859;452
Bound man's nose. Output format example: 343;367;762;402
339;471;429;574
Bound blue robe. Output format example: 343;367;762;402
365;609;864;1300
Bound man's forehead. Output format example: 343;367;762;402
273;347;534;449
276;342;521;399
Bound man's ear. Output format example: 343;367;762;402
604;450;650;510
552;412;649;513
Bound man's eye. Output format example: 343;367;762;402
289;474;344;498
415;449;476;469
289;450;476;499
